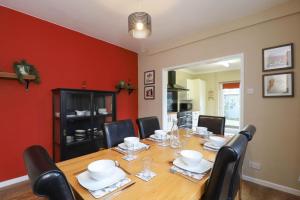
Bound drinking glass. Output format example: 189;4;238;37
142;156;153;178
175;138;187;157
158;134;169;147
184;128;192;138
125;143;136;160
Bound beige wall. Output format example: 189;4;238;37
194;70;240;115
138;3;300;191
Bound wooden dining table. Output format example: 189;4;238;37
57;133;218;200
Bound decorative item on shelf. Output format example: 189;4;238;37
81;81;87;89
13;60;41;90
115;80;136;95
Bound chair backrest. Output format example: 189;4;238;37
198;115;226;135
239;124;256;141
23;145;75;200
104;119;135;148
136;116;160;139
229;124;257;198
201;134;248;200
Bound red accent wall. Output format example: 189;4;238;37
0;6;138;181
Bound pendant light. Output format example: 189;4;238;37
128;6;151;39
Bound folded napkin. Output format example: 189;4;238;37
89;177;132;198
203;142;222;151
136;171;156;182
146;137;160;142
203;146;219;152
170;165;205;180
114;143;150;155
117;142;149;151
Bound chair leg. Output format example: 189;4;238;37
238;180;242;200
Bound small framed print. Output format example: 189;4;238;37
263;72;294;97
144;70;155;85
262;43;293;72
144;86;155;100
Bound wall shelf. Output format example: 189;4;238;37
0;72;36;80
0;72;36;90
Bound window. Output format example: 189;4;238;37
219;83;240;133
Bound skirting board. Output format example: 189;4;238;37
242;175;300;196
0;175;28;188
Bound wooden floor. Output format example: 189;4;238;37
0;180;299;200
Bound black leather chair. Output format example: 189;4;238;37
104;119;135;148
198;115;226;135
23;145;75;200
136;116;160;139
201;134;248;200
239;124;256;141
235;124;256;199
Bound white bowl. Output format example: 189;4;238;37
124;137;139;148
75;110;87;116
209;136;226;147
88;160;116;180
75;130;86;134
180;150;203;167
98;108;107;113
154;130;167;139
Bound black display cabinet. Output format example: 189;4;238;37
52;88;116;162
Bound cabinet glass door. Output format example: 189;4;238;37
92;93;115;149
63;91;92;146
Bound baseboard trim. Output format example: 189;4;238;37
0;175;29;188
242;175;300;197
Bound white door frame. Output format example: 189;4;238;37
161;53;245;131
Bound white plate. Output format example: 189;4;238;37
173;157;213;174
118;142;147;150
149;134;170;140
77;167;126;191
204;142;222;150
194;131;213;136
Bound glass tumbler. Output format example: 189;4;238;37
142;156;153;178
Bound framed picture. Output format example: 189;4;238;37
262;43;293;71
144;70;155;85
144;86;155;100
263;72;294;97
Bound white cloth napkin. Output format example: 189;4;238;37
170;165;205;180
89;177;132;198
136;171;156;181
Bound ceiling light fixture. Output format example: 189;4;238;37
217;61;230;68
128;12;151;39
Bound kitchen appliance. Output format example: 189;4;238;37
167;71;189;112
167;91;178;112
179;103;193;112
167;71;189;91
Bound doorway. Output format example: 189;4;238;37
162;54;244;135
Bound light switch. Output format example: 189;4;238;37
247;88;254;94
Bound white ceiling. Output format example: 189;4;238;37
177;56;241;74
0;0;289;53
